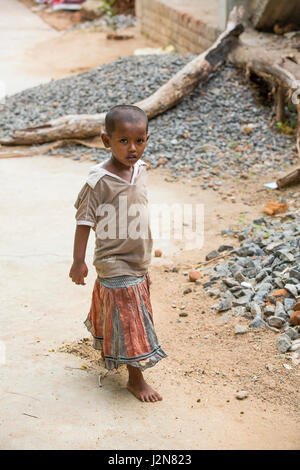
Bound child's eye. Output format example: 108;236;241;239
137;139;144;144
120;139;128;143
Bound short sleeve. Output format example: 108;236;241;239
74;182;100;228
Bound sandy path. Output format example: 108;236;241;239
0;0;58;95
1;0;159;96
0;156;299;450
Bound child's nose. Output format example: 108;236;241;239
129;142;137;151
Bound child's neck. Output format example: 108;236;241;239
104;156;134;182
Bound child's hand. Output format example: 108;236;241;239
69;261;88;285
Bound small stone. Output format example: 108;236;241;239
250;302;262;318
234;271;247;283
154;249;162;257
232;306;246;316
271;289;288;298
284;284;298;297
290;339;300;352
284;298;296;311
289;269;300;281
223;278;239;288
179;312;188;317
249;317;266;328
268;316;285;329
188;270;202;282
241;282;253;289
205;250;219;261
234;325;248;335
290;311;300;326
275;301;286;318
263;304;275;317
284;327;299;340
218;245;234;253
218;298;232;312
276;334;292;353
235;391;248;400
183;288;192;295
203;281;217;288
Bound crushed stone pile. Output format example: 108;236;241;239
0;55;297;178
196;214;300;354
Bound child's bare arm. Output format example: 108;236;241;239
69;225;91;285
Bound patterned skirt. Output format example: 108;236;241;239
84;273;167;371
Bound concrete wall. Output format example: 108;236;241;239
250;0;300;30
218;0;250;30
135;0;220;54
136;0;300;55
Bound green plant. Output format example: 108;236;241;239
99;0;115;16
228;141;239;150
276;121;296;135
238;214;246;225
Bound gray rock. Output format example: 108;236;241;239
289;269;300;281
284;283;298;297
250;302;262;318
232;306;246;316
223;278;239;288
261;255;275;267
284;298;296;311
218;298;232;312
275;301;286;317
266;242;286;253
232;294;252;306
278;251;294;263
208;289;220;297
234;271;247;283
264;304;275;317
284;327;300;340
235;391;248;400
276;334;292;353
268;316;285;329
234;325;248;335
183;288;192;295
290;339;300;352
255;270;267;283
249;317;266;328
218;245;234;253
206;250;219;261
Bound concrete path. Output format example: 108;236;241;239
0;0;58;96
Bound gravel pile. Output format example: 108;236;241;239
68;13;136;31
0;55;297;178
199;214;300;353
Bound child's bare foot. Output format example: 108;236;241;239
127;365;162;402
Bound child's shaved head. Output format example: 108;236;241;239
105;105;148;136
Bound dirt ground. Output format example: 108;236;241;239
1;1;300;450
60;163;300;418
19;0;160;80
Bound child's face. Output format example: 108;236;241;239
102;120;149;167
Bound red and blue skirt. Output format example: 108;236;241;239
84;273;167;371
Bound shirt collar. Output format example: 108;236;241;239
86;159;147;189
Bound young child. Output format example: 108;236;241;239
69;105;167;402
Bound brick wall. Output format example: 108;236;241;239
135;0;220;53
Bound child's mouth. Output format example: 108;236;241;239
126;155;138;160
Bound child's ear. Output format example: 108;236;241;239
101;133;111;148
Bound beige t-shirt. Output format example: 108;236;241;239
74;159;153;278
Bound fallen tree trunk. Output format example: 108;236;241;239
0;7;244;147
228;33;300;157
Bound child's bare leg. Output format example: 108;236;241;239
126;365;162;402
